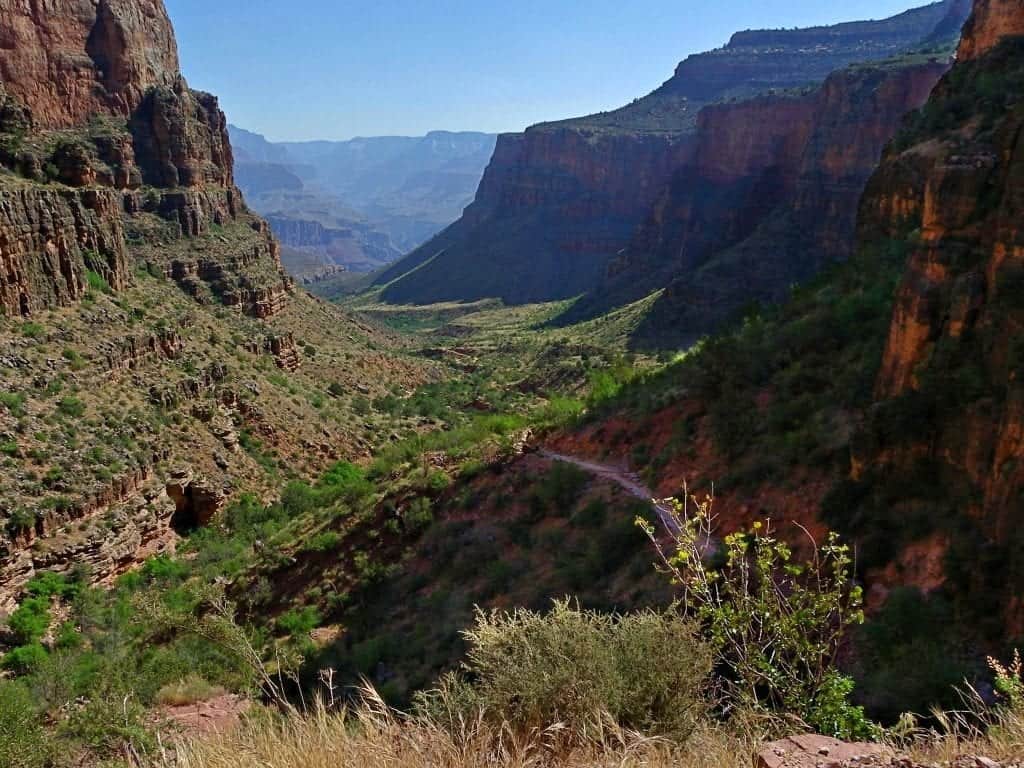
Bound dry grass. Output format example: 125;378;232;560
899;697;1024;764
165;683;1024;768
155;675;226;708
168;688;758;768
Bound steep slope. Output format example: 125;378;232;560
838;0;1024;638
0;0;435;608
536;0;1024;714
377;1;962;307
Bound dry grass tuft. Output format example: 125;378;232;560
168;687;757;768
898;694;1024;764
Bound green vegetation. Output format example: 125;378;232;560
418;601;713;742
643;499;877;741
84;269;111;295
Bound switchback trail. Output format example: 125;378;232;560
538;449;680;534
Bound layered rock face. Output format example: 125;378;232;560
843;0;1024;633
0;0;179;128
377;129;693;304
585;58;952;345
957;0;1024;58
378;1;964;307
0;0;288;317
0;0;307;606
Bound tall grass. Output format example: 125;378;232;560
169;689;757;768
167;693;1024;768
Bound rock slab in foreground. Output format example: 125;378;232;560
757;735;893;768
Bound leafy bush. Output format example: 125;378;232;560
854;588;970;721
305;532;341;553
7;597;51;645
277;607;322;637
990;650;1024;711
25;572;78;600
57;397;86;418
85;270;111;294
643;495;878;739
19;323;44;339
417;600;713;741
1;644;48;674
0;392;26;417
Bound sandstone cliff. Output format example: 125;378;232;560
541;0;1024;705
377;1;965;307
0;0;179;128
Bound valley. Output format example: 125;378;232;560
1;0;1023;765
230;126;496;285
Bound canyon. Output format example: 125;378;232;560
2;0;1024;757
230;126;496;281
377;0;968;314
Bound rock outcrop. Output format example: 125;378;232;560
377;1;966;307
0;0;291;317
957;0;1024;58
0;0;180;128
0;0;346;610
757;735;893;768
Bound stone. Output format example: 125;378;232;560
757;736;894;768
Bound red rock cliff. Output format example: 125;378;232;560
847;0;1024;632
377;2;964;308
562;58;951;339
0;0;287;316
0;0;180;128
957;0;1024;58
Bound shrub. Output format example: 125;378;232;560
990;650;1024;711
155;674;225;707
0;392;26;417
417;600;713;741
854;588;970;721
277;607;322;637
305;532;341;553
7;597;51;645
85;270;111;294
405;497;433;533
1;643;48;674
25;572;77;599
0;681;50;768
19;323;44;339
57;397;86;418
642;494;878;740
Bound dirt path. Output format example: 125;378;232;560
539;449;680;534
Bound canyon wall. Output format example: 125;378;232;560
376;129;693;305
792;0;1024;638
378;1;964;308
0;0;179;128
0;0;307;608
590;58;953;345
0;0;289;317
853;6;1024;561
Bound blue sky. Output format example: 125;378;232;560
164;0;930;142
